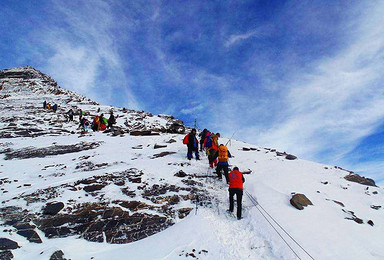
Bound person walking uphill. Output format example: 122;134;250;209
204;132;219;168
183;129;200;160
199;128;208;152
228;167;245;220
214;144;232;183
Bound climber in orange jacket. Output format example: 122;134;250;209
213;144;232;183
228;167;245;220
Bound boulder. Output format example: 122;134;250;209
43;202;65;215
50;250;67;260
166;139;177;144
0;250;13;260
367;220;374;226
151;151;176;159
0;238;19;250
285;154;297;160
83;184;106;192
174;170;187;178
344;174;376;187
16;230;42;243
154;144;167;149
290;194;313;210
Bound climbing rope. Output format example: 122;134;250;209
245;190;315;260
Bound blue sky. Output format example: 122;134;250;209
1;0;384;184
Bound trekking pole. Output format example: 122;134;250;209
225;130;238;146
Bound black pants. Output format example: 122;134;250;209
187;146;199;160
216;164;229;183
229;188;243;219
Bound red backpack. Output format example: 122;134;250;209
183;134;190;144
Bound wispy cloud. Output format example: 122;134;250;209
35;0;139;109
225;26;273;48
180;104;205;115
247;2;384;175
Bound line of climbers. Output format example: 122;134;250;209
183;128;245;220
42;101;116;133
43;100;58;112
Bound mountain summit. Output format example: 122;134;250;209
0;66;383;260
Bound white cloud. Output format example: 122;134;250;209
225;25;273;48
246;2;384;171
180;104;205;115
36;0;139;109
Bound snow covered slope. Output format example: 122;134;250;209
0;67;383;260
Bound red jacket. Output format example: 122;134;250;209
229;170;244;189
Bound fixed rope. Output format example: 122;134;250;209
245;190;315;260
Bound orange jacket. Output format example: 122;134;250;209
229;170;244;189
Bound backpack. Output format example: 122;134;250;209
204;135;212;148
218;145;228;162
183;134;190;144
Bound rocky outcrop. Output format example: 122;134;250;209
34;203;173;244
290;194;313;210
130;130;159;136
344;174;376;187
43;202;65;215
343;209;363;224
4;142;101;160
0;238;19;250
0;250;13;260
50;250;67;260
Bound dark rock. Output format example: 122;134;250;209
372;191;378;194
344;174;376;187
166;120;185;134
50;250;66;260
4;142;101;160
151;151;176;159
174;170;187;178
0;250;13;260
118;201;150;211
132;145;143;149
242;147;251;151
111;128;125;136
332;200;345;207
321;181;328;185
0;238;19;250
290;194;313;210
367;220;374;226
154;144;167;149
43;202;65;215
130;131;159;136
178;208;192;219
343;209;364;224
285;154;297;160
370;205;381;210
166;139;177;143
34;203;174;244
353;217;364;224
83;184;106;192
17;230;42;243
121;188;136;197
168;195;180;205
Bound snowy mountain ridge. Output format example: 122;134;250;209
0;66;383;260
